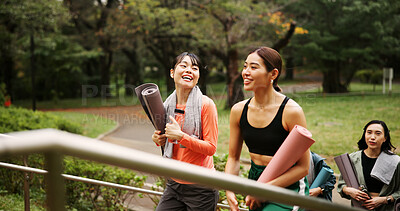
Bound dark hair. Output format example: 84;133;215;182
357;120;396;154
249;47;282;92
172;52;203;72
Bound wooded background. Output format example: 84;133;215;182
1;0;399;109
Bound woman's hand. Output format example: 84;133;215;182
343;186;370;202
309;187;323;197
245;195;263;210
165;116;185;141
362;196;386;210
226;191;240;211
152;130;166;146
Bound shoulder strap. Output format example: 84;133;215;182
239;98;252;125
276;96;289;115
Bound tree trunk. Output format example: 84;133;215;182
322;67;347;93
165;66;175;93
285;56;294;80
272;22;296;81
198;48;210;95
226;48;243;108
30;34;36;111
122;48;142;95
100;51;113;98
3;50;14;101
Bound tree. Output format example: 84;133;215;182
287;0;400;93
124;0;198;93
64;0;120;97
189;0;302;107
0;0;70;110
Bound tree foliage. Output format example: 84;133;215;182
1;0;399;107
286;0;400;93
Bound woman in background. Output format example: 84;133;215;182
337;120;400;211
307;151;336;201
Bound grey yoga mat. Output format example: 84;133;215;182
135;83;166;134
334;153;364;208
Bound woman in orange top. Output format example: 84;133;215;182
151;52;219;211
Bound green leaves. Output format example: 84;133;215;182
1;0;69;35
287;0;400;92
0;107;82;134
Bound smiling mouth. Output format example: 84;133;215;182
182;75;193;82
243;78;252;84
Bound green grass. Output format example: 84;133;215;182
0;192;44;211
50;112;117;138
10;81;400;171
215;90;400;172
13;95;140;110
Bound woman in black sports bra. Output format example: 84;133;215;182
225;47;311;211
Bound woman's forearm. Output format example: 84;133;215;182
268;164;309;187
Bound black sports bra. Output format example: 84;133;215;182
239;97;290;156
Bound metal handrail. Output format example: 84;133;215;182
0;161;244;210
0;129;363;211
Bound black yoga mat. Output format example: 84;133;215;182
334;153;364;208
135;83;166;134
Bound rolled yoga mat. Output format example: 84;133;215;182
135;83;166;134
309;167;334;189
257;125;315;183
334;153;363;208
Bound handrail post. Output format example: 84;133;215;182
23;155;30;211
45;151;65;211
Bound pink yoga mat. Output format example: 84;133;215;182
257;125;315;183
135;83;166;134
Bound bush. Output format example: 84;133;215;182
64;157;147;210
0;107;82;134
0;191;44;211
0;106;82;199
0;107;147;210
355;69;382;84
213;154;247;210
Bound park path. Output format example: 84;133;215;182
47;81;351;210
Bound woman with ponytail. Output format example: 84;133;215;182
225;47;310;211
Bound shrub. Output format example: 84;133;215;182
213;154;247;210
0;107;82;198
64;157;147;210
0;107;82;134
355;69;382;84
0;107;147;210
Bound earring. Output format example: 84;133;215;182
271;79;273;84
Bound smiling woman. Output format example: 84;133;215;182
225;47;311;211
151;52;219;211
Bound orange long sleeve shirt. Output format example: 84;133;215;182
171;95;218;184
